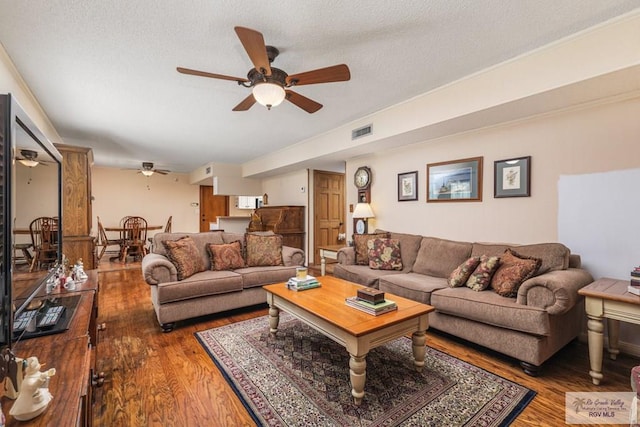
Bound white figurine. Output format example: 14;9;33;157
9;357;56;421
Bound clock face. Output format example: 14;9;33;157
354;167;370;189
355;219;366;234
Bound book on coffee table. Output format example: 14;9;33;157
345;296;397;315
287;276;321;291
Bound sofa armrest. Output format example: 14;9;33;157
282;246;304;266
516;268;594;315
141;253;177;285
337;247;356;265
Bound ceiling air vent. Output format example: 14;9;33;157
352;124;373;140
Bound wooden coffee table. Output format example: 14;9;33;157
263;276;434;405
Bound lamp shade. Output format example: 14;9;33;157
252;82;285;109
352;203;375;219
18;159;39;168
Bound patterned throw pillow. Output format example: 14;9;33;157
207;241;245;271
245;234;283;267
448;256;481;287
162;236;205;280
367;238;403;270
491;248;542;297
353;232;389;265
466;255;501;291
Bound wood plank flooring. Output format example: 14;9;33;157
93;263;639;426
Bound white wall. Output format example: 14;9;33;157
91;167;200;237
347;97;640;244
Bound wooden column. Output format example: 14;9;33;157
55;144;95;269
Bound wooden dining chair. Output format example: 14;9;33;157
95;216;122;261
164;215;172;233
120;216;148;262
29;216;59;271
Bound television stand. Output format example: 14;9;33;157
1;270;100;427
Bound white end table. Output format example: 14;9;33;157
318;244;344;276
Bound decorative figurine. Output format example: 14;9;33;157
73;259;88;281
9;357;56;421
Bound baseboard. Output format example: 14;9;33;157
578;332;640;358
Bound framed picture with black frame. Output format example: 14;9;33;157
397;171;418;201
494;156;531;198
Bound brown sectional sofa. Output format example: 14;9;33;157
334;230;593;375
141;231;304;331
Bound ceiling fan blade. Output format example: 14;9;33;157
234;26;271;76
154;170;170;175
177;67;248;83
286;64;350;86
232;94;257;111
285;90;323;114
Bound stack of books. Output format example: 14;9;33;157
345;291;397;316
629;267;640;295
287;275;321;291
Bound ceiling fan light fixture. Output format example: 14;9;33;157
141;170;154;177
18;159;39;167
252;82;285;110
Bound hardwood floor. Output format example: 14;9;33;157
93;263;639;426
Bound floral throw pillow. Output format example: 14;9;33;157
466;255;501;291
353;232;389;265
491;248;542;297
367;238;403;270
162;236;204;280
207;241;245;271
448;256;481;287
245;234;283;267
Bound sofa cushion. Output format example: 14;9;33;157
246;234;283;267
353;232;389;265
235;265;299;289
162;236;205;280
155;231;224;270
491;249;541;297
207;241;245;271
466;255;500;291
333;264;403;288
378;273;448;304
412;237;472;278
508;243;569;274
431;287;550;336
367;238;403;270
448;256;481;287
472;242;569;275
156;270;243;304
376;230;423;272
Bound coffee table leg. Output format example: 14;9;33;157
349;354;367;405
269;305;280;335
412;330;426;372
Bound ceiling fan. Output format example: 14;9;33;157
138;162;170;177
177;26;351;113
16;149;45;167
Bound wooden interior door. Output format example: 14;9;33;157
313;170;345;263
199;186;229;232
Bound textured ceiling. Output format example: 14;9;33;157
0;1;638;173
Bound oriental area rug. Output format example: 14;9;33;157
195;313;535;426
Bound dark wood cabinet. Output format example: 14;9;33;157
247;205;305;250
1;270;100;426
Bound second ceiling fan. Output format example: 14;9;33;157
177;26;351;113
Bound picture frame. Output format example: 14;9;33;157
494;156;531;198
397;171;418;201
427;157;483;202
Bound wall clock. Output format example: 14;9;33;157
354;166;371;203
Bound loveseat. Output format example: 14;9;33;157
141;231;304;331
334;230;593;375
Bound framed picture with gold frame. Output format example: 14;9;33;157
427;157;483;202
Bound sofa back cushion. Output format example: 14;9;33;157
412;237;473;278
471;242;569;275
155;231;224;270
376;229;423;272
